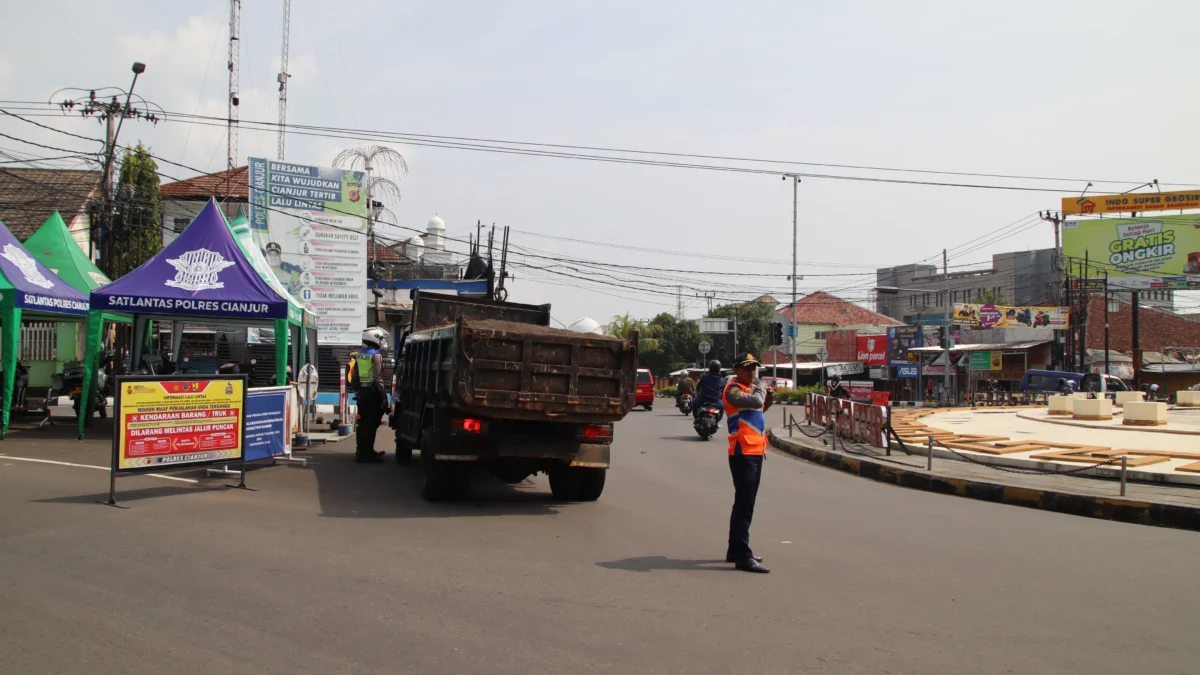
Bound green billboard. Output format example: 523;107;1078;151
1063;214;1200;289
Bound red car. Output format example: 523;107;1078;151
636;368;654;410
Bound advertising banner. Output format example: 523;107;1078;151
826;362;864;377
825;330;857;362
969;351;1001;371
248;158;369;344
115;376;246;472
855;335;888;366
848;382;874;401
1063;215;1200;289
896;364;919;379
952;303;1069;329
1063;189;1200;215
887;326;920;366
245;387;291;462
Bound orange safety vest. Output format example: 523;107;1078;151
723;380;767;457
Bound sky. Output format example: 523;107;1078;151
3;0;1200;323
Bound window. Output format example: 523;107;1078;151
636;370;651;383
815;331;827;340
173;217;190;234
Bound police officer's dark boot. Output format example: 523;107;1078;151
734;558;770;573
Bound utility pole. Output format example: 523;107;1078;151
1132;291;1141;391
277;0;291;160
785;175;800;387
1103;271;1110;395
942;248;951;406
676;285;683;320
1079;251;1089;375
1039;210;1064;304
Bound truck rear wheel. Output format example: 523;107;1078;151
550;467;606;501
420;435;459;501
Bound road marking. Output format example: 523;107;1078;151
0;455;198;484
781;541;792;544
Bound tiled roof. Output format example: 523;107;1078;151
0;168;101;239
160;166;249;199
371;240;404;261
778;291;904;327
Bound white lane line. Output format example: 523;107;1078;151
0;455;198;484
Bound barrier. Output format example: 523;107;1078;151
1123;401;1168;426
1114;391;1145;407
1073;397;1113;421
806;393;888;448
1047;395;1075;415
1178;391;1200;408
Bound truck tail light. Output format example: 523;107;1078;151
582;424;612;441
452;417;483;433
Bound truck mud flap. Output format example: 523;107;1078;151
569;443;610;468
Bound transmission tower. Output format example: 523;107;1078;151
277;0;291;160
227;0;241;175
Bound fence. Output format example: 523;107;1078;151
19;322;57;361
805;393;889;448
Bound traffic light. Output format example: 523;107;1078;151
937;326;948;348
770;322;784;346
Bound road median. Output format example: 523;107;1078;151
768;426;1200;531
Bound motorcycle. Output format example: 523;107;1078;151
64;360;107;420
677;392;693;415
693;403;722;441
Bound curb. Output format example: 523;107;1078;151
1014;410;1200;437
768;427;1200;532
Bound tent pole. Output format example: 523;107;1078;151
171;321;184;362
132;314;145;372
1;308;20;438
274;318;288;385
79;310;106;439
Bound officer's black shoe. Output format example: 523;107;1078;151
374;450;385;458
726;553;763;564
355;454;384;463
734;559;770;574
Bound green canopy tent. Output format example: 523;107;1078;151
80;199;313;439
0;217;91;436
24;211;131;353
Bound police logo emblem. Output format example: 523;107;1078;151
165;249;236;291
0;244;54;289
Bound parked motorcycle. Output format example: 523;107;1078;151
693;403;722;441
677;392;693;415
64;360;107;420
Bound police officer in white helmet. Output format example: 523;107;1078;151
354;327;389;462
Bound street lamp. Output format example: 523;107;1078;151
877;285;954;406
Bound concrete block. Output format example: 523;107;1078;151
1048;395;1075;415
1123;401;1168;426
1114;391;1145;407
1177;390;1200;408
1072;398;1113;421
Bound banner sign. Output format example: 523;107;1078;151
953;303;1069;329
245;387;291;462
825;362;864;377
1063;189;1200;215
868;367;888;380
1063;215;1200;289
114;376;247;473
886;326;919;366
249;158;368;344
825;330;857;362
848;381;874;400
969;351;1002;371
896;364;919;379
805;393;888;448
855;335;888;365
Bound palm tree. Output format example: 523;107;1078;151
971;289;1009;305
333;145;409;272
606;313;661;352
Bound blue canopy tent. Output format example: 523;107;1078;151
81;199;310;438
0;218;90;436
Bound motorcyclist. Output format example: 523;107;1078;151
353;327;389;463
676;375;696;407
693;360;726;419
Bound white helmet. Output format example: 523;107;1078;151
362;327;388;349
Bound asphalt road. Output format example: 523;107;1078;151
2;407;1198;675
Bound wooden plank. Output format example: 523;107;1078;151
1176;461;1200;474
981;444;1051;454
954;435;1011;442
940;441;1010;454
1091;448;1200;461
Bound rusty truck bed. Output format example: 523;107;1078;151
409;317;637;423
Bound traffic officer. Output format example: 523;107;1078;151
723;352;773;573
354;327;389;463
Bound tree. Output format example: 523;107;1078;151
708;299;777;361
112;142;162;277
639;312;706;375
971;289;1009;305
606;313;661;354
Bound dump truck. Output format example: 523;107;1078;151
390;291;638;501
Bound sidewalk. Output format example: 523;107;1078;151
768;424;1200;531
